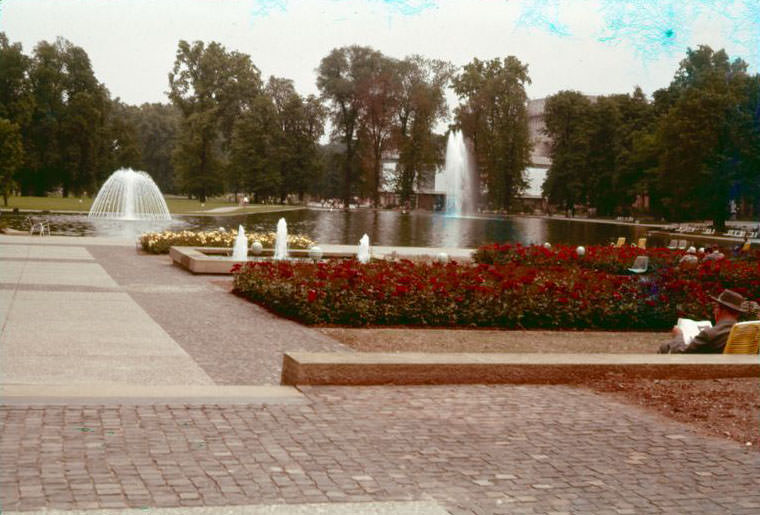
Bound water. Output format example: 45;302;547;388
89;169;171;221
357;234;370;263
0;209;656;248
273;217;288;260
442;130;475;216
232;225;248;260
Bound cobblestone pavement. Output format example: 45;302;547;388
3;385;759;514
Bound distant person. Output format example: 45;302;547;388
658;289;746;353
702;247;725;262
678;246;699;266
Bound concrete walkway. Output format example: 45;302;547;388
2;235;760;514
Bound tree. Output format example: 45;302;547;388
542;91;592;215
229;95;281;201
453;56;532;210
317;46;380;208
0;33;34;129
355;53;398;207
650;46;749;227
135;103;180;193
16;38;110;197
0;118;23;205
168;40;262;201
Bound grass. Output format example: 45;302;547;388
1;196;304;215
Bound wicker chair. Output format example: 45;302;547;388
723;321;760;354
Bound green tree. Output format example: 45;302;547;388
229;95;281;201
650;46;749;227
355;53;398;207
394;56;452;205
135;103;180;193
453;56;532;210
317;45;380;207
0;118;23;205
20;38;108;196
168;40;262;201
0;33;34;128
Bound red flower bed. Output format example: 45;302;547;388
473;243;679;273
232;244;760;329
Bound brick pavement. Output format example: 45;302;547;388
2;385;759;514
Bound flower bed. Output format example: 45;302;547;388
139;230;314;254
473;243;678;274
232;245;760;329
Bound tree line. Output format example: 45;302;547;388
543;45;760;228
3;32;756;224
0;33;537;211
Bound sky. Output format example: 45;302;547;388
1;0;759;109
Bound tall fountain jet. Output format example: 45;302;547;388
88;168;171;220
442;130;475;217
273;218;288;260
357;234;370;264
232;225;248;261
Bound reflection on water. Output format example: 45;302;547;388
1;209;652;248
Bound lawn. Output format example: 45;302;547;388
1;196;303;215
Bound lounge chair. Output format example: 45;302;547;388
614;237;626;248
677;240;688;250
724;321;760;354
637;238;646;249
667;239;678;250
627;255;649;274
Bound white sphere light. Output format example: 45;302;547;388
436;252;449;263
543;242;552;249
576;246;586;256
250;241;263;255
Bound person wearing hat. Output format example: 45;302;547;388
659;289;747;353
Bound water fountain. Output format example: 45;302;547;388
88;168;171;220
273;218;288;260
441;130;475;217
357;234;370;263
232;225;248;260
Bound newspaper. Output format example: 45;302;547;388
677;318;712;345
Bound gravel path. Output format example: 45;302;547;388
319;328;661;353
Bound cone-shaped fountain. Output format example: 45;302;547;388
88;168;171;221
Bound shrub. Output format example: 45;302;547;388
139;229;314;254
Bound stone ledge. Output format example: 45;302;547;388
169;246;355;274
1;384;306;405
281;352;760;385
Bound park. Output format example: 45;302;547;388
2;1;760;514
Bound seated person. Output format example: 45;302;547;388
702;247;725;262
678;246;699;266
659;289;746;353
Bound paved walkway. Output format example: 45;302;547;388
2;386;759;514
2;235;760;514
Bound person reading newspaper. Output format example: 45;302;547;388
658;289;747;353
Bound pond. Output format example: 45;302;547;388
2;209;657;248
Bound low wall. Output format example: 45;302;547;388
281;352;760;385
